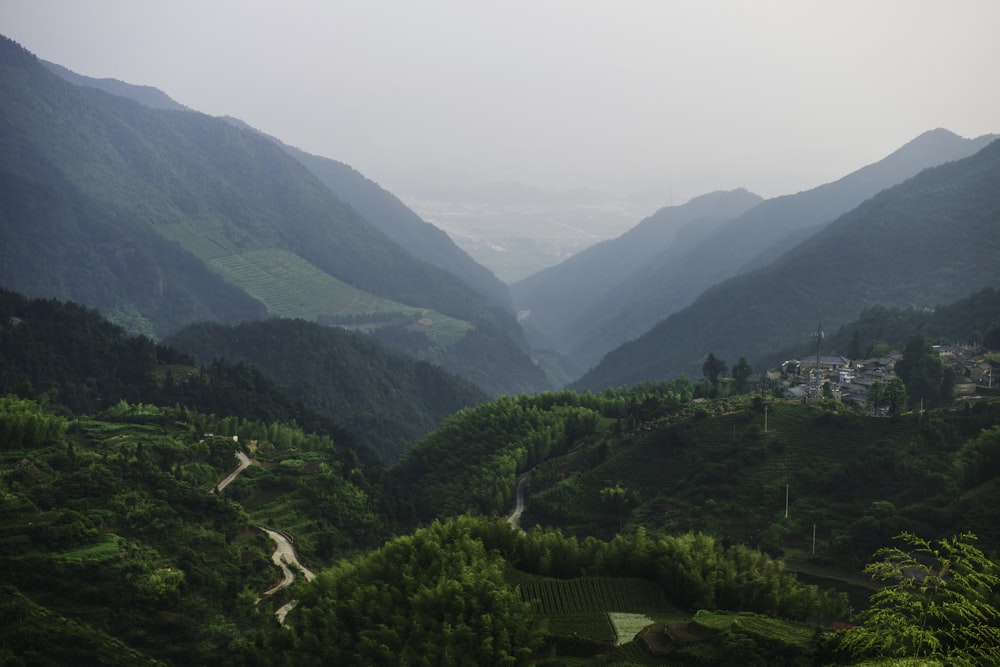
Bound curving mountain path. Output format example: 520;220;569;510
507;471;530;529
212;450;315;623
210;449;252;494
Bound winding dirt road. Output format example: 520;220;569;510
260;527;316;596
211;450;252;493
212;450;315;623
507;471;530;529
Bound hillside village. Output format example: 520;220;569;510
778;345;995;408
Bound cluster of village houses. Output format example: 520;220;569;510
776;345;995;408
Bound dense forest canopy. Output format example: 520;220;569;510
3;282;1000;664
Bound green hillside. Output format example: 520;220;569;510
0;35;549;396
3;290;999;663
166;317;487;463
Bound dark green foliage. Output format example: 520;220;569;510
388;391;605;522
815;287;1000;360
895;334;954;409
839;532;1000;665
702;353;727;390
520;395;1000;567
0;401;274;664
279;519;544;666
0;288;380;467
166;318;487;462
731;356;753;394
373;315;552;397
0;287;174;413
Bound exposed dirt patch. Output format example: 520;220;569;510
640;620;713;655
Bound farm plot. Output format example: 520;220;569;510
608;612;655;645
211;249;472;345
510;571;669;644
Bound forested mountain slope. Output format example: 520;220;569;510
5;287;999;663
281;143;515;315
0;36;548;395
561;129;997;373
166;318;487;462
38;60;514;319
40;58;190;111
767;286;1000;369
0;288;380;461
511;189;762;360
575;138;1000;389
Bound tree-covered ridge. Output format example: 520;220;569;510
0;289;362;450
0;396;387;665
165;317;487;462
268;516;848;665
388;381;694;523
799;286;1000;363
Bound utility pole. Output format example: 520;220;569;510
814;319;824;399
812;523;817;556
785;484;789;519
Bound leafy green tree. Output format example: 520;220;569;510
848;329;864;360
867;340;890;358
702;353;727;393
895;334;953;408
839;532;1000;665
886;377;908;417
599;483;634;533
731;356;753;394
867;380;884;415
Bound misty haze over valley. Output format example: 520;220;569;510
3;3;1000;665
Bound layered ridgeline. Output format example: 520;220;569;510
516;129;995;374
511;188;763;376
39;58;514;318
575;137;1000;390
0;288;485;462
165;318;486;462
0;36;546;395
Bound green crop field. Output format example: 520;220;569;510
52;537;123;564
608;612;655;644
691;610;821;648
507;570;671;644
211;249;472;345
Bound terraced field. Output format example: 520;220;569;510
211;249;473;346
508;570;671;645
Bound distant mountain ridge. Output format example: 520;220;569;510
0;35;547;395
574;137;1000;389
38;60;514;319
40;59;191;111
511;188;763;364
519;128;997;374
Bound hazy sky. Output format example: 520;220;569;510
3;1;998;202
